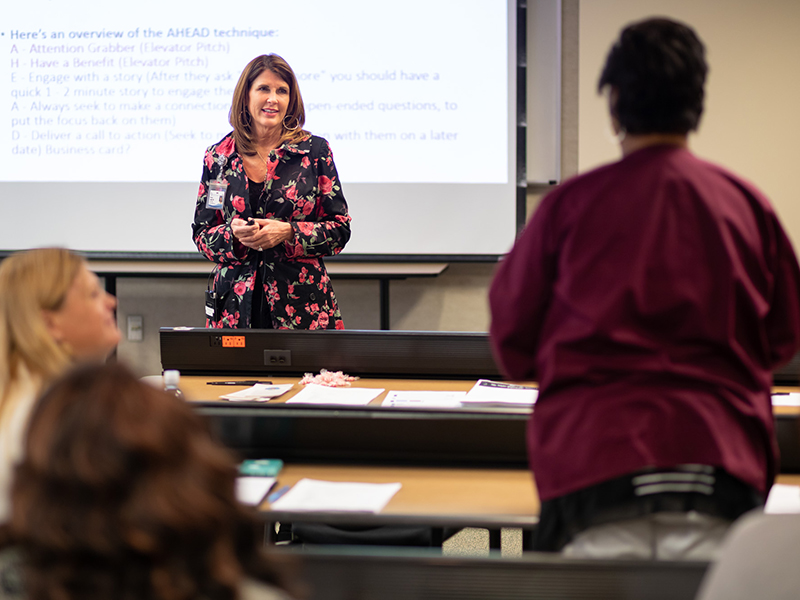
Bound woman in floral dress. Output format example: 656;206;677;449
193;54;351;329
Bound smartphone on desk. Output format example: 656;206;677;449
239;459;284;477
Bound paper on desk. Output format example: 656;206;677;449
271;478;402;513
382;390;466;408
286;384;384;406
772;393;800;407
765;483;800;514
222;384;294;402
461;379;538;407
236;476;276;506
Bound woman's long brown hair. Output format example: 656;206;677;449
5;363;293;600
229;54;309;156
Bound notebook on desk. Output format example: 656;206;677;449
236;459;284;506
461;379;538;408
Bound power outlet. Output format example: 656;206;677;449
222;335;246;348
209;335;222;347
264;349;291;366
126;315;143;342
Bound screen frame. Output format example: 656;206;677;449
0;0;526;263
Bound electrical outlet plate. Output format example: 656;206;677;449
264;349;291;366
126;315;143;342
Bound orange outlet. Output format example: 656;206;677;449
221;336;246;348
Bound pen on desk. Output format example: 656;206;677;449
267;485;291;504
207;380;273;386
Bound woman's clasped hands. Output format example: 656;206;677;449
231;217;294;251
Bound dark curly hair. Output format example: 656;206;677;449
3;363;292;600
598;17;707;135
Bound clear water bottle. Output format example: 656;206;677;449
163;370;183;398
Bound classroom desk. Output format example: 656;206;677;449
286;545;710;600
770;390;800;472
176;375;800;550
182;375;534;548
262;463;539;531
180;375;531;468
182;376;800;472
186;377;800;411
256;467;800;548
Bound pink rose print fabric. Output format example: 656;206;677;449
192;133;351;329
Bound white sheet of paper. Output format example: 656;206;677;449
765;483;800;514
270;478;402;513
222;383;294;402
235;476;276;506
462;379;538;406
382;390;466;408
772;393;800;407
286;384;384;406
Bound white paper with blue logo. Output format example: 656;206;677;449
382;390;465;408
221;384;294;401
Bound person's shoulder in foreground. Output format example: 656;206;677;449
695;511;800;600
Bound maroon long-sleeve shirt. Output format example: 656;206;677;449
489;145;800;501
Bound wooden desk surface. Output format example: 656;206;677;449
263;464;539;529
181;376;800;415
181;375;494;407
257;468;800;530
772;386;800;415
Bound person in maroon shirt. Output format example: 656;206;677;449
489;18;800;559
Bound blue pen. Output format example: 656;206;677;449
267;485;291;504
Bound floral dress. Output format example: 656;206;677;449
192;133;351;329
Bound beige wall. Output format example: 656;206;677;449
578;0;800;245
119;0;800;375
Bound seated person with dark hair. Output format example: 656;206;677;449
489;17;800;559
0;363;296;600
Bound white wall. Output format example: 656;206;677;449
578;0;800;245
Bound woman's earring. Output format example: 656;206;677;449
283;115;300;131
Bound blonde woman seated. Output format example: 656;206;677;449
0;363;295;600
0;248;121;522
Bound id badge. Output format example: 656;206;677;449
204;289;216;319
206;180;228;209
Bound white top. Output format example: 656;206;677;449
0;368;38;523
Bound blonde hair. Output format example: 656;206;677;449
229;54;310;155
0;248;84;424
